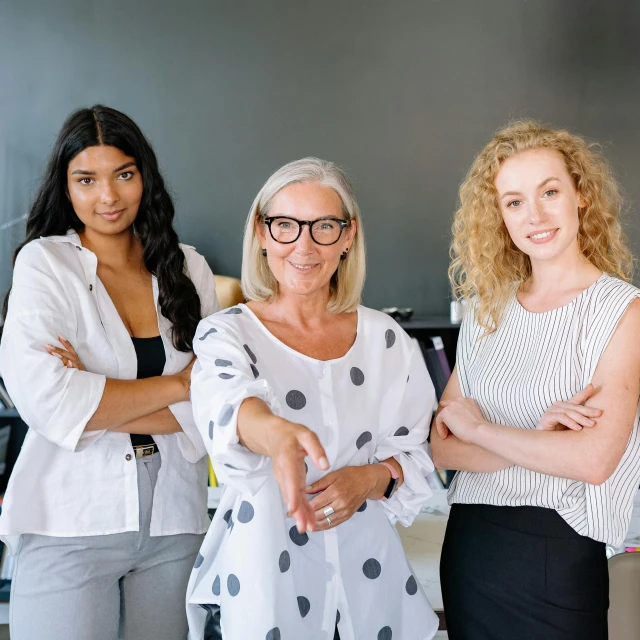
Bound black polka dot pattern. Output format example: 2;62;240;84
215;359;232;367
356;431;373;449
194;553;204;568
237;501;255;523
219;373;235;380
286;390;307;410
363;558;382;579
251;364;259;378
225;307;243;314
357;501;367;512
385;329;396;349
289;526;309;546
265;629;281;640
378;626;392;640
208;421;214;439
297;596;310;618
336;610;341;625
218;404;234;426
223;509;233;529
199;328;217;340
227;574;240;596
350;367;365;386
278;550;290;573
243;344;257;364
212;575;220;596
224;463;239;470
406;575;418;595
394;426;409;437
304;461;308;475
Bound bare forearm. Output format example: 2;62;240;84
85;376;186;431
431;432;513;473
470;422;620;484
237;397;281;456
110;407;183;435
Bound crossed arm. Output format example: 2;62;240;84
431;299;640;486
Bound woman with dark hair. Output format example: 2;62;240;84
0;105;219;640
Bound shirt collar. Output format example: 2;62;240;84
40;228;83;247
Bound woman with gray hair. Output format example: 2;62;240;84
186;158;439;640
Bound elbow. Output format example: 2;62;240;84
583;462;617;486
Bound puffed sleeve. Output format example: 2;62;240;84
372;341;435;527
0;243;106;452
191;309;282;494
167;251;221;463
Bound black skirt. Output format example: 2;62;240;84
440;503;609;640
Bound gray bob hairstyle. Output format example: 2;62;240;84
241;157;366;313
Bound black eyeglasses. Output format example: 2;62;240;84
262;216;351;246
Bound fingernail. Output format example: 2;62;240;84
45;344;55;350
51;352;62;359
319;456;329;469
57;335;67;342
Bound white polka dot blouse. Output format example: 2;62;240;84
187;304;440;640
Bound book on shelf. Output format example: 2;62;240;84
413;337;451;401
0;380;14;410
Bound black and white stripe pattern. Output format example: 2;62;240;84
449;274;640;545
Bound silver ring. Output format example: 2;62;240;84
326;516;333;526
323;506;335;518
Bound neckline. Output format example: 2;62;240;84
239;303;361;364
514;273;606;315
131;335;162;341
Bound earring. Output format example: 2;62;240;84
262;248;267;257
340;248;349;261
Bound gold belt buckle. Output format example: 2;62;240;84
134;444;156;459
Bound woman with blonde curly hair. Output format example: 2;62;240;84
432;120;640;639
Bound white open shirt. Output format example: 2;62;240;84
0;230;219;553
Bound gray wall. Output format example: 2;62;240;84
1;0;639;316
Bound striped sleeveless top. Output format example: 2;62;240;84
449;274;640;545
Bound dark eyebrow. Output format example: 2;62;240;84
500;176;561;199
70;161;136;176
114;161;136;173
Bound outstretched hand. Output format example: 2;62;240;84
267;420;329;534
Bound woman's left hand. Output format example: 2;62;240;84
435;397;485;444
45;336;85;370
306;465;384;531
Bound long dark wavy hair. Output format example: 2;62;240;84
1;105;201;351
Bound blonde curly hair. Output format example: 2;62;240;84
449;119;634;334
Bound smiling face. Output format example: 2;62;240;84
495;147;586;265
67;145;143;237
256;181;356;299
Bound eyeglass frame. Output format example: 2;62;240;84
261;215;352;246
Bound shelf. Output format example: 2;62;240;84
0;409;19;419
398;316;460;331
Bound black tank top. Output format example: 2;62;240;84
130;335;166;447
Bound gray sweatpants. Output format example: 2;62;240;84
9;453;205;640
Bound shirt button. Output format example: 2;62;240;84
125;454;132;461
89;284;93;291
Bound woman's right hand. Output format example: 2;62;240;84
265;418;329;534
175;356;197;401
536;384;603;431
